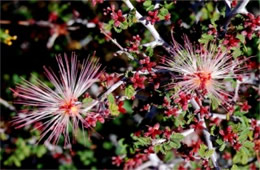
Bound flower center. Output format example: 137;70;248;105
60;99;80;115
194;71;212;90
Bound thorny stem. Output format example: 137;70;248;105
190;98;220;170
123;0;170;49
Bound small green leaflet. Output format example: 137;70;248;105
124;85;135;99
108;94;120;116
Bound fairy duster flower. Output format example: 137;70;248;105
159;36;244;106
12;53;103;146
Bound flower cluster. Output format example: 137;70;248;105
104;5;125;27
147;10;160;25
4;1;259;169
219;126;241;150
130;73;147;89
12;53;105;145
140;57;156;72
223;33;240;48
128;35;141;53
160;36;243;106
242;13;260;40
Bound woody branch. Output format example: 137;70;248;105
123;0;170;49
222;0;250;35
190;98;220;170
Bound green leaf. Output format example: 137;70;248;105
159;7;169;17
210;95;220;110
219;143;226;151
109;103;120;116
174;114;185;127
236;34;245;44
108;94;115;103
107;94;120;116
103;141;113;150
166;133;184;149
113;26;122;33
210;125;216;135
198;34;214;44
205;149;214;158
198;144;214;159
187;113;194;124
211;11;220;25
231;165;239;170
145;46;154;56
82;97;93;105
116;138;127;155
154;144;162;153
128;9;137;27
232;47;242;58
59;163;77;170
36;146;47;158
77;150;96;166
164;1;174;9
104;20;114;31
169;141;181;148
146;5;155;11
233;147;250;165
238;128;250;142
13;156;21;167
163;143;172;151
120;21;128;30
143;0;152;7
143;0;155;11
243;141;254;149
16;152;25;160
241;147;249;165
124;85;135;99
61;14;72;22
123;100;133;113
198;144;207;157
37;164;43;169
75;129;92;147
206;2;214;12
170;133;184;141
132;134;151;147
164;151;174;162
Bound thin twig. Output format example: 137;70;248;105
82;80;124;113
100;29;124;51
100;29;134;60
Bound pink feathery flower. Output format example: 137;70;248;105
12;52;103;146
159;36;245;106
